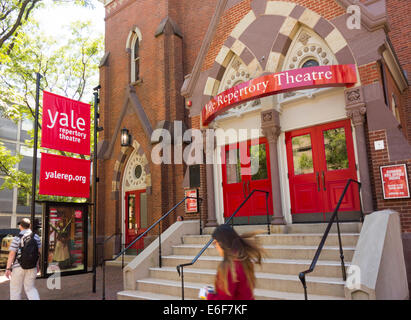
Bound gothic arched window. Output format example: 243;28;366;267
131;35;140;82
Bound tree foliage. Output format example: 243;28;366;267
0;0;41;55
0;8;103;202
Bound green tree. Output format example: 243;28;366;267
0;0;95;63
0;19;103;202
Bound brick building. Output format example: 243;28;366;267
96;0;410;292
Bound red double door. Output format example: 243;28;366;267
125;189;147;254
221;137;273;222
285;120;360;221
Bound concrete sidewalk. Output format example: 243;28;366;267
0;265;123;300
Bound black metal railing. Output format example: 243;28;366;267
298;179;363;300
100;195;200;300
176;189;270;300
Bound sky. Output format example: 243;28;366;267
35;0;105;38
32;0;106;103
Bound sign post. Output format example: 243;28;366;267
30;73;42;232
34;88;92;281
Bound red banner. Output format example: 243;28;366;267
39;153;91;198
41;91;91;156
201;64;357;126
380;164;410;199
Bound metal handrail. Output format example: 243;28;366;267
298;179;363;300
176;189;271;300
99;195;200;300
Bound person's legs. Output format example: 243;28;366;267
23;268;40;300
10;267;24;300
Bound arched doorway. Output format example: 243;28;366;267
121;141;150;254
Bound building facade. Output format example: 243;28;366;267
0;113;41;229
97;0;410;283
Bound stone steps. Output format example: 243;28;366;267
161;255;349;278
117;223;361;300
171;244;355;261
147;267;346;297
183;233;359;247
106;255;136;267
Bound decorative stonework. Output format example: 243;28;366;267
279;27;337;103
261;109;281;143
345;86;367;127
111;140;152;200
298;32;311;45
215;56;262;120
345;87;365;106
285;27;336;71
346;105;367;127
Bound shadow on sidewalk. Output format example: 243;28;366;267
0;265;123;300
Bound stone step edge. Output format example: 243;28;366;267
117;289;344;300
136;278;345;299
117;290;192;300
173;244;357;250
148;267;346;285
183;233;360;238
162;255;351;266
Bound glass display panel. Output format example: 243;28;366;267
323;128;349;171
292;134;314;175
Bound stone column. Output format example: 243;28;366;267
203;129;218;227
261;109;286;225
345;87;374;214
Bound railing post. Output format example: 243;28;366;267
335;212;346;281
121;243;124;269
358;183;364;223
198;196;202;236
181;266;185;301
102;260;106;300
299;272;308;300
158;223;162;268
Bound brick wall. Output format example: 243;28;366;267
99;0;215;240
386;0;411;143
358;62;381;86
368;130;411;233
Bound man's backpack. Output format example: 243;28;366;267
17;232;39;270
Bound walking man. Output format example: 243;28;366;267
5;218;41;300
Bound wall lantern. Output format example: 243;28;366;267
120;128;131;147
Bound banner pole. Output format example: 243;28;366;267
92;87;100;293
30;73;42;230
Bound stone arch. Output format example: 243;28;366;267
204;1;356;96
263;1;356;72
125;25;143;52
110;140;151;200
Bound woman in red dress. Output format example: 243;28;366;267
207;224;264;300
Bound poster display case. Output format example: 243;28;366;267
41;202;89;277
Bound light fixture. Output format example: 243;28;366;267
120;128;131;147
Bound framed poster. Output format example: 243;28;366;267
380;164;410;200
41;202;89;277
185;189;198;213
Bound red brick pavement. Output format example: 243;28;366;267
0;265;123;300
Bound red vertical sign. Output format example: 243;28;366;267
41;91;91;156
39;153;91;198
